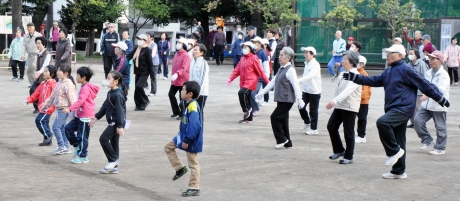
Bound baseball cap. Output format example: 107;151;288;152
359;56;367;65
394;37;402;43
423;43;434;53
260;38;269;45
250;36;263;43
421;34;431;40
427;50;444;61
247;26;255;30
300;46;316;56
348;36;354;41
136;34;148;41
383;44;406;57
241;41;256;49
27;22;34;27
111;41;128;51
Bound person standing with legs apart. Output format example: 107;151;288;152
189;44;209;118
63;67;100;164
228;42;270;124
256;47;303;149
158;33;170;79
327;30;346;80
213;26;226;66
325;51;362;164
164;81;203;197
145;31;160;96
23;22;43;85
406;48;430;128
343;44;449;179
42;65;77;155
91;71;127;174
100;23;119;78
126;34;153;111
169;38;191;119
9;28;25;82
297;46;321;135
443;37;460;85
355;56;371;143
414;51;450;155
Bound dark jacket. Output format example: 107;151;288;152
101;31;119;56
244;34;257;42
123;39;133;55
55;38;72;67
173;99;203;153
206;30;217;46
158;39;170;58
274;39;284;59
126;46;153;75
95;89;127;128
213;32;226;46
113;55;130;87
353;60;444;117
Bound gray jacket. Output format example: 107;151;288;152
408;58;430;95
55;38;72;67
22;31;43;57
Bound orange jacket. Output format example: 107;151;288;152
358;68;371;104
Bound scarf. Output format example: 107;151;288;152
133;44;147;67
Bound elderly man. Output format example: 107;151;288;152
420;34;437;59
22;22;43;85
256;47;303;149
100;23;119;78
297;46;321;135
244;26;257;42
343;44;449;179
327;30;346;79
414;51;450;155
403;27;422;49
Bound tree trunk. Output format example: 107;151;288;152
87;29;95;56
131;23;138;42
71;1;78;40
12;0;24;35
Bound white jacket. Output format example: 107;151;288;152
333;68;361;113
421;66;449;112
298;58;321;94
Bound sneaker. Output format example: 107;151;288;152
182;189;200;197
455;82;458;86
105;160;119;170
176;116;182;120
275;139;289;149
172;166;188;181
51;147;64;155
252;110;261;117
339;159;353;164
11;77;17;81
148;93;155;96
17;78;23;82
61;148;72;154
299;123;310;131
238;119;252;124
331;75;336;81
355;136;366;143
260;102;269;107
420;141;435;150
385;149;405;166
382;172;407;179
429;149;445;155
72;157;89;164
243;108;252;119
33;109;39;114
144;86;150;91
406;124;414;128
100;167;118;174
170;114;179;118
163;76;167;80
72;146;81;158
305;129;318;135
38;138;52;146
329;151;345;160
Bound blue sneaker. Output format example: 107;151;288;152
72;146;81;158
99;167;118;174
71;157;89;164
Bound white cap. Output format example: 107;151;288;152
136;34;148;41
300;46;316;56
383;44;406;57
177;37;189;50
187;39;195;45
393;37;402;43
250;36;263;43
359;56;367;65
241;41;256;49
260;38;269;45
111;41;128;51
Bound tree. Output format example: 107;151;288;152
318;0;364;32
238;0;300;30
1;0;55;34
368;0;424;41
124;0;170;41
11;0;24;35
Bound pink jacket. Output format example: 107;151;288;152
171;50;190;86
443;45;460;67
229;53;270;91
68;82;99;118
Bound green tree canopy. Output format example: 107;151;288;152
124;0;170;41
318;0;365;33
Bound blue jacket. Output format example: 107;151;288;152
173;99;203;153
231;39;243;55
113;55;130;87
123;39;134;55
354;60;444;117
158;39;170;58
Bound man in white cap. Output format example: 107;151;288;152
343;44;450;179
297;46;321;135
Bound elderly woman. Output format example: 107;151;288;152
406;48;429;128
228;41;270;124
326;50;362;164
55;28;72;68
256;47;303;149
8;29;25;81
49;21;60;51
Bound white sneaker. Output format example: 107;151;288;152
305;129;318;135
51;147;64;155
148;93;155;96
253;110;261;117
429;149;445;155
382;172;407;179
355;136;366;143
260;102;269;107
385;149;405;166
420;141;435;150
455;82;458;86
275;139;289;149
104;160;119;170
299;123;310;131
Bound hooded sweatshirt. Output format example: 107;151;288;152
68;82;100;118
27;79;57;115
95;89;127;128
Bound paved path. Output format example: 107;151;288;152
0;63;459;200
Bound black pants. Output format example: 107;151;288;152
357;104;369;138
271;102;294;147
149;65;159;94
11;60;25;78
298;92;321;130
238;88;253;121
327;109;357;160
376;110;409;175
214;44;224;65
52;41;57;51
168;85;183;116
99;125;120;163
29;81;40;111
134;74;149;109
103;56;117;78
447;67;459;84
273;58;280;75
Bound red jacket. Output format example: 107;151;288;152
229;53;270;91
27;79;57;115
171;50;190;86
68;82;100;118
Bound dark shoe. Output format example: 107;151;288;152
407;124;414;128
329;151;345;160
134;107;141;111
172;166;188;181
243;108;252;119
239;119;252;124
171;114;179;118
33;109;39;114
339;159;353;164
38;138;52;146
182;189;200;197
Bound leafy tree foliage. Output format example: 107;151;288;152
318;0;365;32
